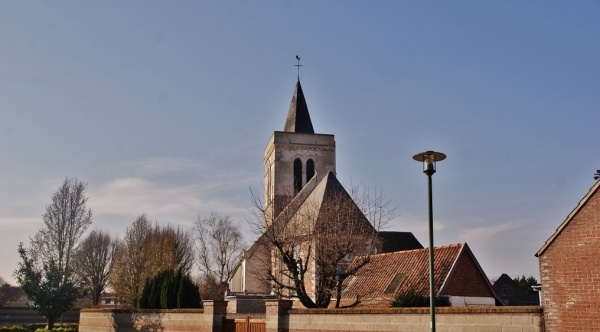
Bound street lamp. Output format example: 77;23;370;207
413;150;446;332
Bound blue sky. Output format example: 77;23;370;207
1;1;599;284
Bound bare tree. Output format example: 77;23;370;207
248;178;394;308
194;213;243;299
73;230;115;307
196;274;224;301
30;177;93;278
148;224;195;275
15;177;92;327
110;215;195;308
109;215;153;308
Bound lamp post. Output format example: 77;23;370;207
413;150;446;332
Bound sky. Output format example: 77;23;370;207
1;1;599;285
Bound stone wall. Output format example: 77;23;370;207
268;300;543;332
79;301;225;332
79;300;544;332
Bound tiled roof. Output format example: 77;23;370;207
284;80;314;133
342;244;464;299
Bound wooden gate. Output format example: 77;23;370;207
223;316;266;332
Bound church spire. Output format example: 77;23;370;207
284;80;314;133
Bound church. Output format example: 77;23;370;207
227;74;502;310
227;77;424;308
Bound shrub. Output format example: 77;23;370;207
34;327;77;332
177;274;202;308
0;326;27;332
391;291;451;307
139;269;202;309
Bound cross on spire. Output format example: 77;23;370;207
295;55;302;80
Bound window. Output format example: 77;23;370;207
384;273;406;294
306;159;315;184
294;158;302;194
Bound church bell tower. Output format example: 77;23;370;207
264;80;336;221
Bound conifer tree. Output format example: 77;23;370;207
139;269;201;309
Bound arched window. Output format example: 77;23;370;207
293;158;302;194
306;159;315;184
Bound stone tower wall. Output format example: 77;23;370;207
263;131;335;220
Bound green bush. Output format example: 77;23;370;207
0;326;28;332
391;291;451;307
139;269;202;309
34;327;77;332
177;274;202;308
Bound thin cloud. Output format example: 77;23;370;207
0;216;40;229
459;222;520;243
89;176;250;226
108;157;208;177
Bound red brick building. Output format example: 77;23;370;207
342;243;503;307
536;180;600;331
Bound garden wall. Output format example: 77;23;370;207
0;308;79;326
79;301;225;332
79;300;544;332
266;300;544;332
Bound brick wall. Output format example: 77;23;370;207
539;187;600;332
442;250;495;298
79;301;226;332
80;300;543;332
79;309;207;332
284;304;543;332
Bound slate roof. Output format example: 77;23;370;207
378;231;423;253
284;80;314;133
536;180;600;256
243;171;374;258
275;170;376;239
492;273;538;306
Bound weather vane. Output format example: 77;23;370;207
295;55;302;80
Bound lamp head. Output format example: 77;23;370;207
413;151;446;176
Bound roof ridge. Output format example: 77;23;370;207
367;242;464;258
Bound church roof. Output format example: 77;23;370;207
246;171;375;258
284;80;314;133
302;171;375;235
378;231;424;253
